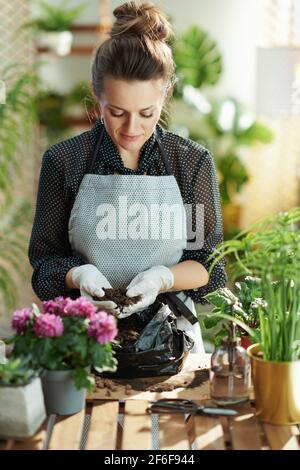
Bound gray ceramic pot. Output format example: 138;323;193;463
0;377;46;439
42;370;86;415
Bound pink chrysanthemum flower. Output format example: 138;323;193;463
87;311;118;345
33;313;64;337
43;296;72;316
11;307;32;333
65;296;97;318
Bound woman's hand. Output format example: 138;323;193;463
119;265;174;318
71;264;117;310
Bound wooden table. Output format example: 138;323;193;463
1;355;300;451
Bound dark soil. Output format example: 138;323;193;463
93;288;141;313
92;289;144;350
115;313;146;349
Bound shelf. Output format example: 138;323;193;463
36;22;112;55
70;24;100;33
65;115;99;127
37;45;95;55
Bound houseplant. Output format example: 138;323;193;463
37;88;70;143
0;357;46;439
37;82;99;145
6;296;118;415
0;64;37;316
25;0;86;55
173;25;223;89
207;207;300;424
204;276;267;348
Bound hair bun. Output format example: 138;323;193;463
111;1;172;42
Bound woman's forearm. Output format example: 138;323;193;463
65;261;209;293
65;267;78;289
168;260;209;291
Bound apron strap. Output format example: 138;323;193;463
159;292;198;325
88;125;105;174
155;130;173;176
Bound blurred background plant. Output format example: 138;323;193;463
0;64;38;315
22;0;87;56
25;0;86;33
170;25;274;239
37;81;98;144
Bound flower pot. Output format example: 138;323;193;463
42;370;86;415
248;344;300;425
39;31;73;56
0;377;46;439
240;335;252;350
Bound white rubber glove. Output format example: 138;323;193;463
71;264;117;310
119;265;174;318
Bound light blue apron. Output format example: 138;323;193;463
68;125;204;355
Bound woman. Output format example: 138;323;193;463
29;1;227;356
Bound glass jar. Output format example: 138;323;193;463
210;337;250;406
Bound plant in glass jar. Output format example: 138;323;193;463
209;322;250;406
204;276;268;348
206;207;300;424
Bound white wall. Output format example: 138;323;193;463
36;0;265;110
110;0;265;109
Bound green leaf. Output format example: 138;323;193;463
0;357;39;386
203;314;222;329
24;0;86;32
214;329;228;347
173;25;222;89
72;367;94;392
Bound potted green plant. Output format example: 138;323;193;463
173;25;223;89
204;276;267;348
0;65;37;315
0;358;46;439
6;296;118;415
66;81;99;119
37;88;70;143
25;0;86;56
36;83;99;144
208;207;300;424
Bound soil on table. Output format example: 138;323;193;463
94;368;210;395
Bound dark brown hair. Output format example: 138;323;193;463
91;1;175;103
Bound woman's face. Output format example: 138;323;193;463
99;77;166;156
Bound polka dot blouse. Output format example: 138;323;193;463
28;118;227;303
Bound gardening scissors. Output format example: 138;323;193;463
147;399;238;417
